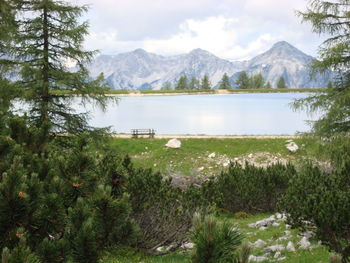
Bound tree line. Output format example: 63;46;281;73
163;72;288;90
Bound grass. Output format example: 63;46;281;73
100;213;331;263
109;137;321;176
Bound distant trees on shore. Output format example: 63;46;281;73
162;72;288;90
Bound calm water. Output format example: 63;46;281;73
82;93;317;135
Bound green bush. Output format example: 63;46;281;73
201;162;296;213
280;160;350;262
190;213;244;263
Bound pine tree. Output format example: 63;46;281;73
188;76;200;90
175;75;188;90
200;74;211;90
218;73;231;89
235;71;250;89
161;83;172;90
251;73;264;89
264;81;272;89
277;76;288;89
293;0;350;136
9;0;110;146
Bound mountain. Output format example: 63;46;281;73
86;41;331;90
229;41;331;89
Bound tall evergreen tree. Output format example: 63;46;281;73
235;71;250;89
200;74;211;90
218;73;231;89
277;76;288;89
264;81;272;89
175;75;188;90
251;73;264;89
9;0;110;146
188;76;200;90
293;0;350;136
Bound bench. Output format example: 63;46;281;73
131;129;155;138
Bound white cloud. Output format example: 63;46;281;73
77;0;326;59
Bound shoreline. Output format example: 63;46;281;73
105;89;321;97
110;134;300;139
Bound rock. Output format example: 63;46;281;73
274;251;282;258
253;239;267;248
299;236;311;249
197;167;204;172
248;153;253;158
301;231;315;239
272;222;280;227
286;241;296;252
264;244;285;253
275;213;283;219
223;161;230;167
285;224;291;229
208;152;216;158
181;242;194;249
285;142;299;153
259;226;267;231
248;255;268;262
165;138;181;148
248;215;276;228
284;230;291;236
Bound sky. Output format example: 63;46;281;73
74;0;326;61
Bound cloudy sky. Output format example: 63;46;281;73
75;0;325;60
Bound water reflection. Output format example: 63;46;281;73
82;93;318;135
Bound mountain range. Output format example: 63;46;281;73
87;41;331;90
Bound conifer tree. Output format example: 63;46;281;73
218;73;231;89
175;75;188;90
277;76;288;89
188;76;200;90
293;0;350;136
235;71;250;89
9;0;110;146
200;74;211;90
251;73;264;89
264;81;272;89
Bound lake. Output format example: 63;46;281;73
82;93;318;135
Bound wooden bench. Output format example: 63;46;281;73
131;129;155;138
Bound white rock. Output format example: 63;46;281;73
286;241;296;252
208;152;216;158
259;226;267;231
197;167;204;172
248;154;253;158
299;237;311;249
253;239;267;248
272;222;280;227
285;142;299;153
181;242;194;249
264;244;285;253
165;138;181;148
223;161;230;167
275;213;283;219
285;224;291;229
248;255;268;262
274;251;282;258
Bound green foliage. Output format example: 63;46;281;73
277;76;288;89
161;83;172;90
188;76;200;90
234;212;252;219
236;72;266;89
200;75;211;90
264;81;272;89
175;75;188;90
219;73;231;89
235;72;250;89
293;0;350;136
190;213;243;263
280;160;350;262
201;162;296;213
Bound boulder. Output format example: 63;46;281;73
286;241;296;252
208;152;216;158
264;244;285;253
165;138;181;148
299;236;311;249
253;239;267;248
285;142;299;153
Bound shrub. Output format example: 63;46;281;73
280;161;350;262
234;212;252;219
201;162;296;213
190;213;244;263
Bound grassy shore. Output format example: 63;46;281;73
109;137;321;177
52;88;324;96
